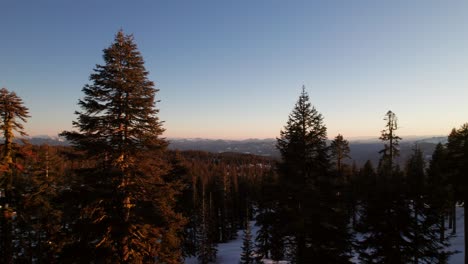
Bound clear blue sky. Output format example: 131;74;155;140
1;0;468;139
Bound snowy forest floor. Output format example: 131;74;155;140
185;207;465;264
448;206;465;264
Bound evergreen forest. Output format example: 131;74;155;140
1;31;468;264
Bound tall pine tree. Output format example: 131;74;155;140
330;134;351;176
240;219;254;264
405;145;451;263
378;110;401;177
357;111;412;263
61;30;185;263
0;87;30;263
276;86;351;263
196;189;217;264
426;143;451;245
446;124;468;264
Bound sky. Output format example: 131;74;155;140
1;0;468;140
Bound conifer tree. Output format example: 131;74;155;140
446;128;459;234
445;123;468;263
0;88;30;165
216;166;235;242
405;145;451;263
378;110;401;176
330;134;354;229
240;219;254;264
15;144;65;262
360;160;376;184
277;86;329;184
255;171;284;262
196;190;217;264
61;30;185;263
405;145;425;248
353;160;375;228
358;111;413;263
330;134;351;175
0;87;30;263
276;86;351;263
427;143;450;243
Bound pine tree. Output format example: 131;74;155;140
254;211;272;262
330;134;351;175
330;134;354;233
15;144;65;262
255;171;284;262
445;123;468;264
352;160;374;229
215;165;235;242
0;87;30;263
405;146;425;263
0;88;30;165
358;111;413;263
276;86;351;263
427;143;450;242
61;30;185;263
378;110;401;176
426;143;452;262
196;190;217;264
277;86;329;185
405;145;451;263
240;220;254;264
446;128;459;234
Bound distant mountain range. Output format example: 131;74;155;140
21;135;448;167
168;138;278;157
17;136;69;146
168;136;448;166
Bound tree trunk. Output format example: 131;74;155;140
452;203;457;235
414;201;419;264
296;234;306;263
352;205;357;229
465;204;468;264
440;213;445;243
1;169;13;264
449;209;453;229
1;210;12;263
337;156;342;175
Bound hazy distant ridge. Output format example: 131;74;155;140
168;136;448;166
21;136;447;166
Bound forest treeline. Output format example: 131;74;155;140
1;30;468;264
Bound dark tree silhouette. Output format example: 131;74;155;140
405;145;451;263
378;110;401;176
276;86;351;263
357;111;412;263
330;134;351;175
446;123;468;264
196;190;217;264
240;219;254;264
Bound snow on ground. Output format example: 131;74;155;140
185;221;289;263
185;208;466;263
448;207;465;264
211;222;257;264
185;221;261;264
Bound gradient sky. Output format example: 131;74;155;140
1;0;468;139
